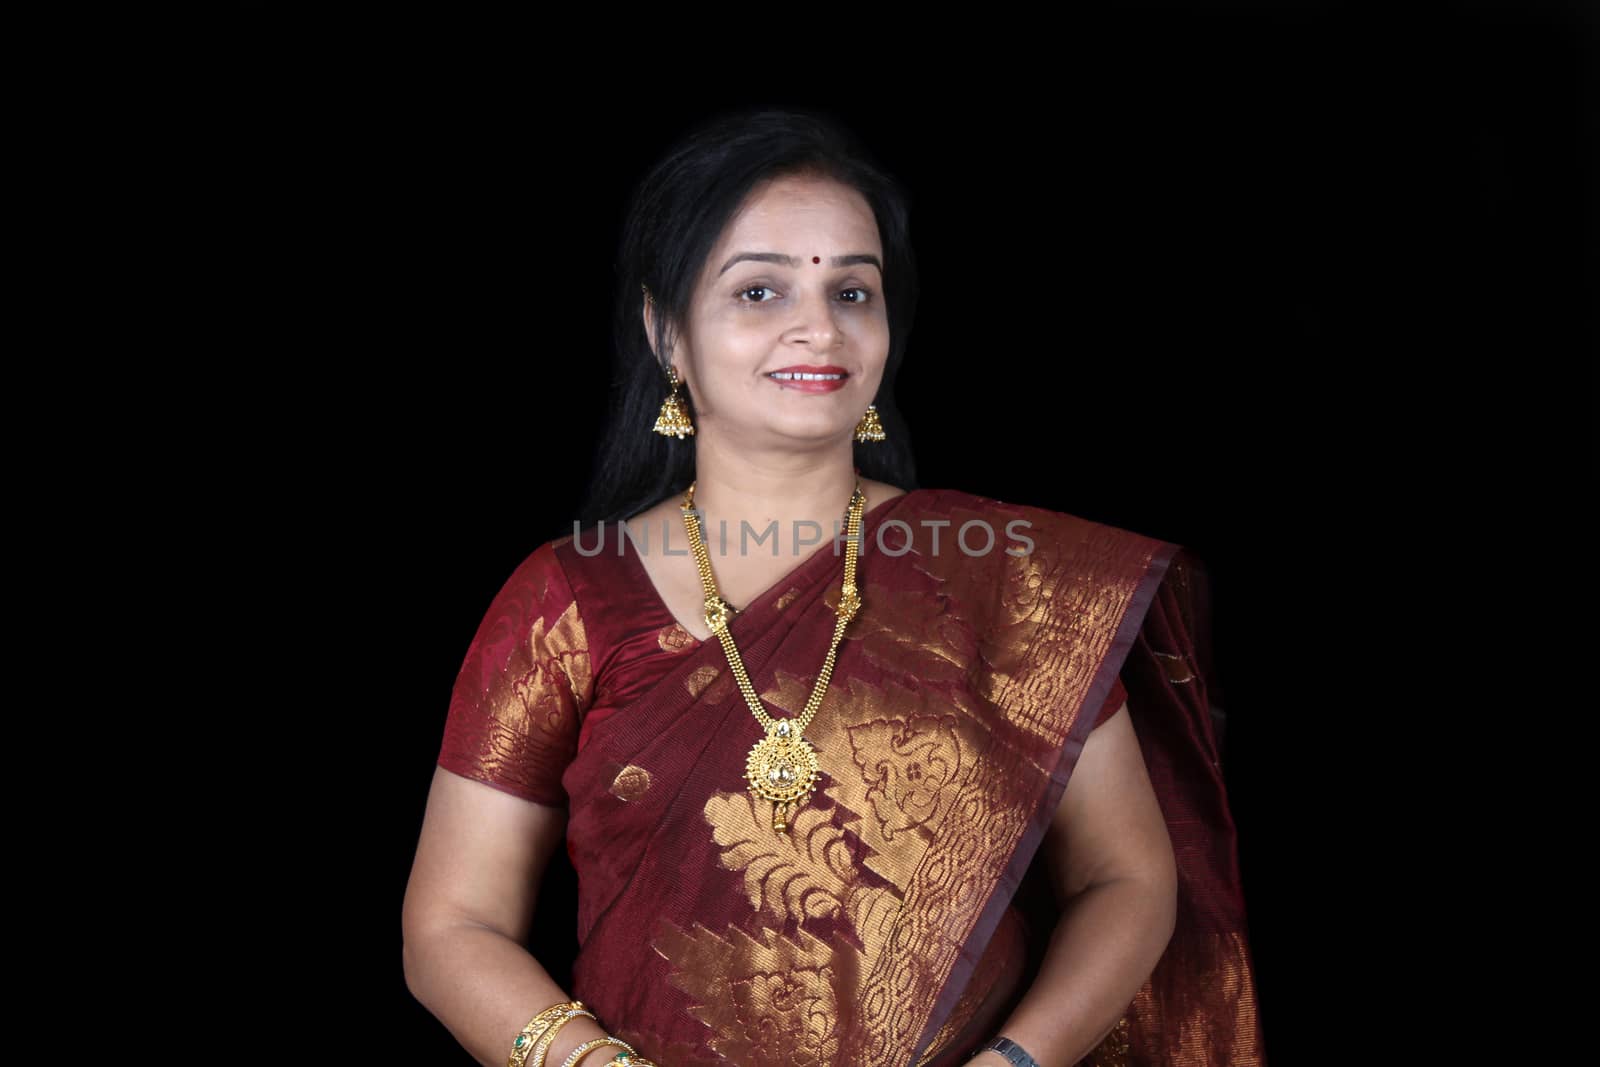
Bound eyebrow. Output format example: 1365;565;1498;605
717;251;883;275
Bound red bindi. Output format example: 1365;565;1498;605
812;256;820;263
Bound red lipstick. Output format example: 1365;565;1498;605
766;365;850;393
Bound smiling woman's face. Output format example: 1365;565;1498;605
664;172;890;449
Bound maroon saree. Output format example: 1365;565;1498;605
436;487;1266;1066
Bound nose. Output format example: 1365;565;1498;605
791;287;843;347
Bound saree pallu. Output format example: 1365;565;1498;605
436;487;1266;1066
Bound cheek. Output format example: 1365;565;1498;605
856;310;891;346
859;318;893;370
685;339;768;403
697;325;772;371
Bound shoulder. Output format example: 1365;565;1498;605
504;537;579;604
460;538;583;654
453;538;589;663
905;486;1181;570
902;485;1150;538
490;537;593;684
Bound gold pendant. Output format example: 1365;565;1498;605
745;718;820;833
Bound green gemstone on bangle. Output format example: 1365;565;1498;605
515;1035;527;1047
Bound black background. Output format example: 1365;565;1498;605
211;4;1594;1062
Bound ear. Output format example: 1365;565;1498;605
641;295;668;363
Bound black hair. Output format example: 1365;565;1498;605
575;105;921;527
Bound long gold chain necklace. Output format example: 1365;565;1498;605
680;478;865;834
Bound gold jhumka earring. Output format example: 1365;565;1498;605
652;362;695;440
644;283;696;440
853;404;886;442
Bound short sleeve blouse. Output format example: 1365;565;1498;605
435;541;593;808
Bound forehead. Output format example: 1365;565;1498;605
713;174;881;254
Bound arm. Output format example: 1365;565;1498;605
402;767;614;1067
968;703;1178;1067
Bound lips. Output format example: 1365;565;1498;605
766;365;849;378
766;365;850;393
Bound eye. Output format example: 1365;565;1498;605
840;287;873;305
737;285;776;303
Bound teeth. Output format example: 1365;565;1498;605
769;372;844;381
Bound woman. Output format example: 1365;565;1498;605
403;108;1266;1067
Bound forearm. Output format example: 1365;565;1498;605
970;877;1176;1067
404;922;619;1067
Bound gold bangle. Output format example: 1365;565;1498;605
507;1000;593;1067
529;1006;600;1067
557;1036;635;1067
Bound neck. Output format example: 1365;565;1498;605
684;439;860;558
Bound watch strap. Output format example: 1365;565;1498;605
982;1035;1041;1066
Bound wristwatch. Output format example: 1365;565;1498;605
981;1036;1041;1066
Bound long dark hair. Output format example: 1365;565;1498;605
575;106;921;527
